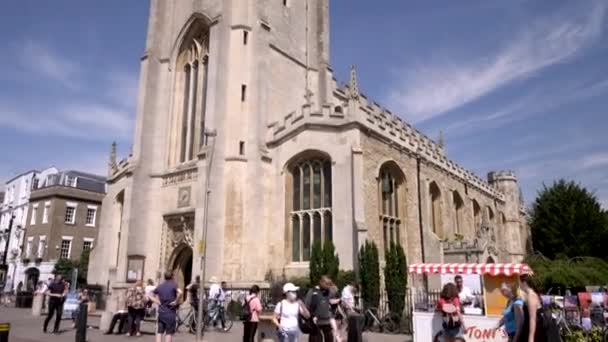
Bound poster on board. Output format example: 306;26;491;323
440;273;482;292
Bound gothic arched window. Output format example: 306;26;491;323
452;191;464;234
472;199;481;231
379;162;405;248
429;181;443;238
289;156;332;262
170;22;210;166
487;206;495;226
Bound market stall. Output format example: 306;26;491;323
409;263;533;342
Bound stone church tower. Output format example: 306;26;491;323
89;0;529;292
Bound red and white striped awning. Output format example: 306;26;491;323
408;263;533;276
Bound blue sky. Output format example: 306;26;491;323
0;1;606;208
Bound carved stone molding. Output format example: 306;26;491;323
161;167;198;187
160;212;195;269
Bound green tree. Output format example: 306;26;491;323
78;249;90;284
322;239;339;281
358;240;380;309
53;258;78;279
309;241;324;286
309;240;340;286
384;242;407;316
529;180;608;260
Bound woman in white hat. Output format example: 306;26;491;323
272;283;310;342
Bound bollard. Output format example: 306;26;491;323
75;303;87;342
0;323;9;342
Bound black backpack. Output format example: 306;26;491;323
240;297;253;322
298;314;316;334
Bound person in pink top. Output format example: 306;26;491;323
243;285;262;342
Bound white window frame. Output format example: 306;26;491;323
42;201;51;224
83;238;94;252
30;203;39;225
38;235;46;258
26;236;34;258
65;202;77;224
85;205;97;227
60;236;73;259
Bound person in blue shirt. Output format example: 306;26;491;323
152;271;182;342
496;282;524;342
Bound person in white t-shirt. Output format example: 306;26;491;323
454;275;475;310
272;283;310;342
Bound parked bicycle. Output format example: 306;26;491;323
176;305;198;334
363;307;401;333
205;299;235;332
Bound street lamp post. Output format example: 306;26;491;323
196;129;217;342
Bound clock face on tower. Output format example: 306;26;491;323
177;186;191;208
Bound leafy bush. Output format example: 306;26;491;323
562;327;605;342
309;240;340;286
322;240;340;282
309;242;324;286
525;255;608;293
384;242;407;316
358;240;380;309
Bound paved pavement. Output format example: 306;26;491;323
0;306;411;342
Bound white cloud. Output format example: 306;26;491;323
105;70;140;110
0;39;138;142
0;101;133;141
440;76;608;137
20;39;81;89
581;153;608;170
387;0;607;123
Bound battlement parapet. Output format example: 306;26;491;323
487;170;517;183
266;90;507;201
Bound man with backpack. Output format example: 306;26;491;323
305;275;334;342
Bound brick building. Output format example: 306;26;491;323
20;171;105;288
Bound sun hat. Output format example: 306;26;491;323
283;282;299;293
209;276;218;283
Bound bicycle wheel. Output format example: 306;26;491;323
380;313;401;334
189;315;197;335
222;310;235;332
364;308;381;333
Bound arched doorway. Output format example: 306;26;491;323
169;244;193;295
25;268;40;291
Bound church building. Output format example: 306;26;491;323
88;0;530;291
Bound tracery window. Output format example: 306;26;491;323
429;181;443;238
452;191;464;234
472;199;481;231
290;158;332;262
379;162;404;248
170;22;210;165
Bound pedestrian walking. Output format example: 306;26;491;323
145;278;156;316
71;288;90;328
519;274;545;342
125;280;146;337
436;283;465;342
242;285;262;342
495;282;524;342
305;275;334;342
152;271;182;342
272;283;310;342
43;274;68;334
341;281;364;342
